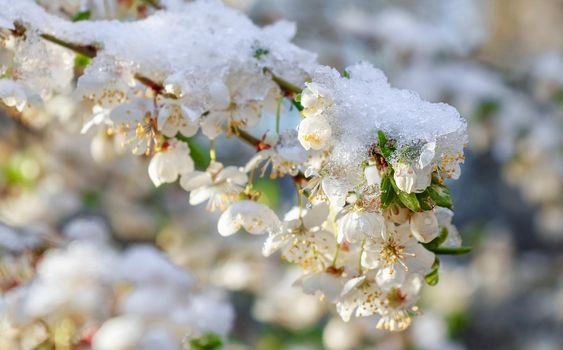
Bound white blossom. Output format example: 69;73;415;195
361;223;434;289
301;82;333;118
0;0;470;332
337;211;385;243
244;130;308;178
263;203;336;272
385;203;411;225
393;161;432;194
435;207;462;247
180;161;248;211
0;79;40;112
298;115;332;151
218;200;280;236
295;270;343;302
158;102;199;138
336;275;382;322
148;141;194;187
364;165;381;187
376;273;422;331
410;211;439;243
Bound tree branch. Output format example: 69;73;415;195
40;33;98;58
264;68;302;95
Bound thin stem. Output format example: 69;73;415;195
37;31;303;103
134;73;177;99
275;95;282;134
40;33;97;58
331;243;341;267
209;139;216;161
31;29;311;182
264;68;302;95
294;181;304;225
233;127;261;148
34;30;176;98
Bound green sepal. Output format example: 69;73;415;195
554;88;563;106
254;48;270;60
71;10;91;22
390;177;422;212
74;54;92;70
427;182;453;209
474;99;499;123
175;132;210;170
190;333;223;350
423;227;448;251
430;246;472;255
379;175;395;208
291;98;304;112
377;130;394;159
424;257;440;286
416;190;435;211
397;191;422;212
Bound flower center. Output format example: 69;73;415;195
386;288;407;308
380;238;406;267
303;134;321;144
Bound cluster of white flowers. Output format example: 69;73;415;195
0;218;233;349
0;0;469;331
362;6;563;243
326;1;563;245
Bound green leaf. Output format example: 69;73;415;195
189;333;223;350
554;88;563;107
377;130;388;149
379;175;395;208
175;133;210;170
416;190;435;211
71;10;91;22
74;54;92;70
423;227;448;251
474;99;499;123
390;177;422;212
376;130;396;159
424;257;440;286
254;178;281;208
397;191;421;212
428;182;453;209
377;130;391;159
254;48;270;60
446;310;471;339
423;228;472;255
82;191;101;209
431;246;472;255
291;99;304;112
342;70;350;79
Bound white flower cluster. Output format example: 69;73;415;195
0;0;468;331
0;219;233;349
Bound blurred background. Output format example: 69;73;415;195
1;0;562;349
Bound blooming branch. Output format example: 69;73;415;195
0;0;469;337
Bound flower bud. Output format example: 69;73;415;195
364;165;381;186
301;82;332;118
394;162;416;193
410;211;439;243
298;115;332;150
148;143;194;187
394;161;432;193
386;203;410;224
337;211;384;243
